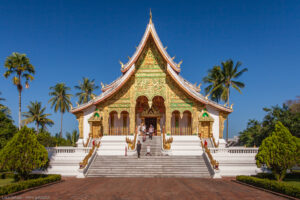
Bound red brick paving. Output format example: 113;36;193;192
15;177;286;200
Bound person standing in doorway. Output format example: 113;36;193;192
137;140;142;158
149;124;154;140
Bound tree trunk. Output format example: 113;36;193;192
18;89;21;130
36;122;39;134
60;112;63;138
226;87;230;142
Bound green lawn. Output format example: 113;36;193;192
0;178;14;186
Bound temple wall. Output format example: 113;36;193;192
83;105;96;139
207;105;220;142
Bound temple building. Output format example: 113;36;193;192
70;15;232;147
47;14;260;178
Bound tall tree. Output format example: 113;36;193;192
22;101;54;134
74;77;99;104
48;83;72;138
3;52;35;129
203;59;248;141
66;129;79;147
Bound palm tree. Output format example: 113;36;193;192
74;77;99;104
66;130;79;146
203;59;248;141
3;52;35;129
22;101;54;134
49;83;72;138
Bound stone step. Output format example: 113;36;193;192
87;174;210;178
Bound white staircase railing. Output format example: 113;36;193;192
209;148;258;154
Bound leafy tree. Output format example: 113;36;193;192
37;131;72;147
286;96;300;114
66;130;79;147
37;131;57;147
48;83;72;138
238;104;300;147
0;92;11;118
203;59;248;141
0;126;48;180
256;122;300;181
262;105;300;138
22;101;54;134
74;77;99;104
3;52;35;130
238;120;262;147
0;112;17;149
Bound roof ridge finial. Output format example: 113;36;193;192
149;8;152;24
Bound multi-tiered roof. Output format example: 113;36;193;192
71;15;232;114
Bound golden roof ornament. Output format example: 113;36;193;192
164;46;167;50
128;56;131;60
171;56;175;60
69;103;73;109
230;104;234;109
76;102;80;107
178;60;183;68
101;82;105;88
197;83;201;91
119;61;125;69
149;9;152;24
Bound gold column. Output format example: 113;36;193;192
76;112;84;139
165;86;171;134
219;112;228;139
157;117;161;136
129;105;136;134
192;107;198;134
103;108;109;135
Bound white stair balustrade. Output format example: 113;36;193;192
46;147;91;176
210;147;262;176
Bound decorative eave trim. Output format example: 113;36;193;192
167;64;233;113
70;65;135;113
121;23;181;74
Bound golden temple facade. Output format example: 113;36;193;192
71;16;232;142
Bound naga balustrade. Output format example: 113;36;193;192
79;141;101;169
125;126;138;150
162;127;173;150
199;135;219;170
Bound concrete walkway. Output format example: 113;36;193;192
16;177;286;200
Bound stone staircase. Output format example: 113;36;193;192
86;155;211;177
86;135;210;178
139;136;162;156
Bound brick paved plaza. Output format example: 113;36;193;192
16;177;285;200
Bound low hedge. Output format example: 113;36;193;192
256;172;300;180
0;174;61;196
236;175;300;198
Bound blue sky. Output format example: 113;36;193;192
0;0;299;138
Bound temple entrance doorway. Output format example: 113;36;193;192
135;96;165;136
145;117;157;134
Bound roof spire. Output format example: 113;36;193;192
149;9;152;24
